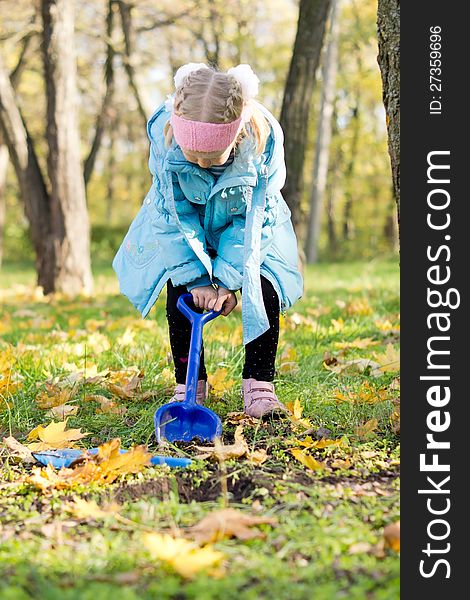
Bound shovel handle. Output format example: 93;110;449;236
177;293;221;405
176;293;221;325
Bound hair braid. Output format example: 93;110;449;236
163;66;270;155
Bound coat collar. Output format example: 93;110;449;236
164;129;262;197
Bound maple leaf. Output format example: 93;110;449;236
143;533;224;579
93;439;151;482
334;382;389;404
355;418;379;439
27;420;89;451
84;332;111;354
2;436;36;464
25;439;151;491
0;345;16;371
196;426;269;465
324;357;382;377
196;425;248;461
84;394;127;415
47;404;79;419
36;382;78;409
105;368;144;400
374;344;400;373
189;508;277;544
278;345;299;375
291;448;325;471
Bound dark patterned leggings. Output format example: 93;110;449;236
166;276;280;383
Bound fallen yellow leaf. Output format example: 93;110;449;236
291;448;325;471
143;533;224;579
296;436;344;450
355;418;379;439
335;338;379;350
25;439;151;491
374;344;400;373
27;420;89;451
67;497;121;520
278;345;299;374
85;394;127;415
189;508;277;544
383;521;400;552
346;298;373;316
47;404;79;419
196;425;269;465
285;399;312;429
196;425;248;461
208;368;235;397
35;383;77;409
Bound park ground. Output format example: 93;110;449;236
0;258;400;599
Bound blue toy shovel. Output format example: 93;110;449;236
32;448;192;470
154;293;222;444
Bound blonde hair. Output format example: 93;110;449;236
163;67;270;156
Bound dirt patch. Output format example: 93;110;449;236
113;466;399;505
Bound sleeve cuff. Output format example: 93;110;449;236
186;275;212;291
213;256;243;291
213;277;229;289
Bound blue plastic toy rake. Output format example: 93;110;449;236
154;293;223;444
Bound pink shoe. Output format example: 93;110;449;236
170;380;208;405
242;378;287;418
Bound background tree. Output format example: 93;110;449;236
41;0;93;294
0;0;398;277
305;0;340;263
279;0;332;231
377;0;400;223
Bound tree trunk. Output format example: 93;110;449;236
42;0;93;295
84;0;117;187
377;0;400;224
305;0;340;263
342;103;361;240
0;27;37;268
105;124;117;223
279;0;332;230
0;56;54;287
118;0;149;127
0;144;7;267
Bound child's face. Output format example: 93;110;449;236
182;143;234;169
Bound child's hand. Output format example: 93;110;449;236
214;287;237;316
190;285;218;311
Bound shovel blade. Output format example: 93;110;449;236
154;402;222;444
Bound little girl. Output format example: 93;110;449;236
113;63;303;418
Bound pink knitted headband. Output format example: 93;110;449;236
167;63;260;153
171;112;244;153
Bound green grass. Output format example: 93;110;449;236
0;258;400;599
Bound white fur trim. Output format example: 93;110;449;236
227;64;260;100
164;93;175;112
174;63;209;89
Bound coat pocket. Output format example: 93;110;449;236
119;201;160;269
113;198;166;316
224;186;247;217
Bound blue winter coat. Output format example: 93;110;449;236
112;100;303;345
